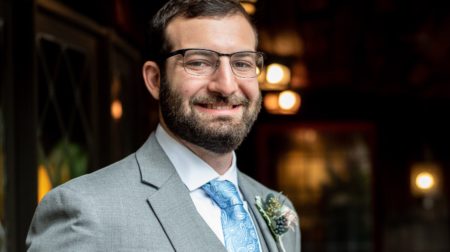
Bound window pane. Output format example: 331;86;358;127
36;36;93;202
259;124;374;252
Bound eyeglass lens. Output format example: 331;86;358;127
182;49;263;78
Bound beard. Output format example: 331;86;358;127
159;78;261;154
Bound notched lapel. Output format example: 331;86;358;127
137;134;226;252
147;174;226;252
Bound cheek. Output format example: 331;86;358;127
171;74;208;100
239;80;260;100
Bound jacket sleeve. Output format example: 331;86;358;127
26;186;100;251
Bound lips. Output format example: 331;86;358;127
193;101;243;118
202;103;240;110
193;94;247;112
190;94;251;119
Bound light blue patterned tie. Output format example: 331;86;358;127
202;179;260;252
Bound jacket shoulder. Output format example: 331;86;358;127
58;153;139;192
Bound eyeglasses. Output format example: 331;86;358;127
164;48;264;78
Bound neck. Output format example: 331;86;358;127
181;140;233;175
161;123;234;175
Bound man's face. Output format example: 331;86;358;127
160;14;262;154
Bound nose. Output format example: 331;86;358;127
207;58;238;97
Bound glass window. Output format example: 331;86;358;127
258;124;374;252
36;36;93;202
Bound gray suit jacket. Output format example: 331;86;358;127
27;133;301;251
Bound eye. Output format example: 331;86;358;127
184;59;214;70
232;60;255;70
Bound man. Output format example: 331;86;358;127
27;0;300;251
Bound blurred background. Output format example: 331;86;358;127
1;0;450;251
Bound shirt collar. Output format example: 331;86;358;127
155;124;239;191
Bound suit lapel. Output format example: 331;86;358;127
239;173;279;252
147;174;226;252
136;134;226;252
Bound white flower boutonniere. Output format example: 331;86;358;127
255;193;298;252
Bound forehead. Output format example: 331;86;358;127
165;14;257;52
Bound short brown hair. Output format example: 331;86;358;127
145;0;257;67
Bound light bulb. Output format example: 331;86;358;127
416;172;435;190
278;90;298;110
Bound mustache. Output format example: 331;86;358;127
191;94;250;106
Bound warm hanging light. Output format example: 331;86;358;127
416;172;435;190
266;63;291;85
111;99;123;120
278;90;301;113
410;162;442;196
278;90;298;110
263;90;301;115
263;92;279;111
266;64;284;84
241;2;256;15
240;0;257;15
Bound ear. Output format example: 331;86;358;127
142;61;161;100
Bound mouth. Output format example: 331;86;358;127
200;103;241;110
191;95;249;117
193;101;243;117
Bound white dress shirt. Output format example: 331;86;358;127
155;124;261;248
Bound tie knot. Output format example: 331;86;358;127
202;180;243;209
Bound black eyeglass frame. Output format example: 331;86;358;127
164;48;265;78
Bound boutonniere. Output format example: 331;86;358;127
255;193;298;252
